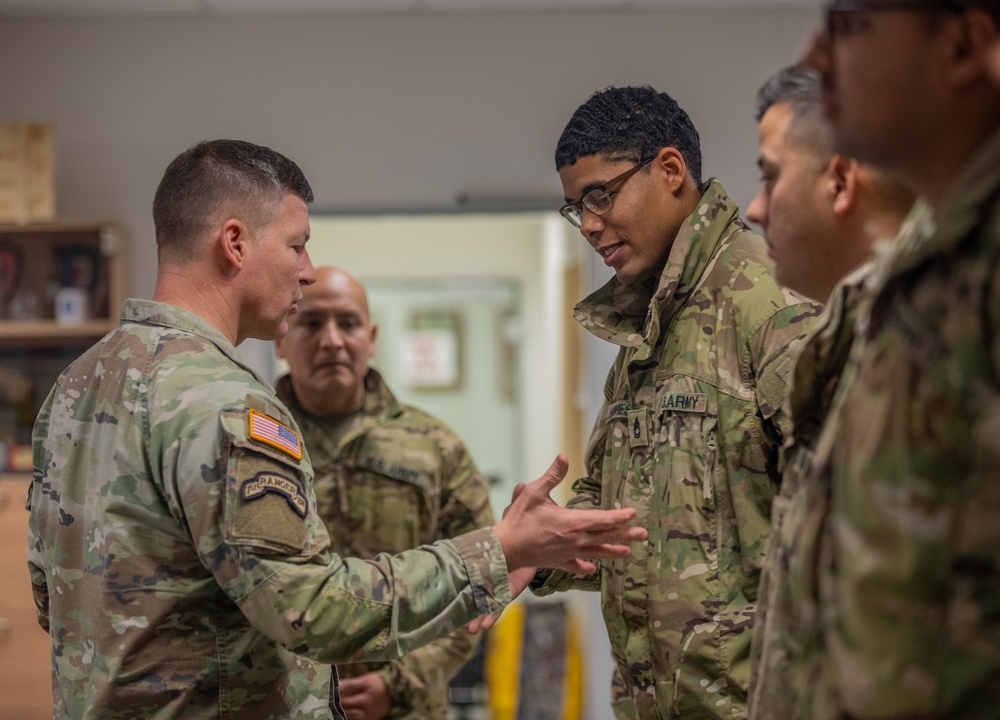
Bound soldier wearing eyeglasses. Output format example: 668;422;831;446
751;1;1000;719
528;86;822;720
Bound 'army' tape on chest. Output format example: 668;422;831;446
661;392;708;413
606;392;709;421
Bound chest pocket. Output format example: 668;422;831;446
336;453;439;558
654;376;719;533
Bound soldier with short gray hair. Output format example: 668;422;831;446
742;63;916;720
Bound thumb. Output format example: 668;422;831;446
533;453;569;495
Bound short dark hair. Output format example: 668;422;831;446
755;64;834;159
153;139;314;260
555;86;702;186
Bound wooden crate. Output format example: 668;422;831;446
0;124;55;225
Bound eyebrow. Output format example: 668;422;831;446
565;177;611;205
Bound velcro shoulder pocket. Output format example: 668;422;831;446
221;402;309;555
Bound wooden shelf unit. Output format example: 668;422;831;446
0;221;127;468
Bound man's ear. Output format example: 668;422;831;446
654;146;689;194
368;322;379;361
218;218;249;273
828;155;859;217
945;7;1000;89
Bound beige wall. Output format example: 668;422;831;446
0;9;817;298
0;10;820;717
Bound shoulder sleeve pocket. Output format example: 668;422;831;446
221;407;310;555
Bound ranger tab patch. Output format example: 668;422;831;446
241;471;309;517
248;409;303;460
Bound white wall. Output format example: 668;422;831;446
304;212;569;506
0;9;817;297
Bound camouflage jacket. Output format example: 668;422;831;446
276;368;495;720
747;206;934;720
746;257;878;720
27;299;511;720
801;129;1000;719
533;180;821;719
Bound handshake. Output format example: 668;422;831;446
471;454;648;632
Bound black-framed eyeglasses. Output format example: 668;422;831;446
822;0;964;37
559;156;655;228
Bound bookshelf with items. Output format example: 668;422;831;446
0;221;127;718
0;222;127;478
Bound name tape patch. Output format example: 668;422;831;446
661;392;708;414
248;409;303;460
607;401;630;421
241;471;309;517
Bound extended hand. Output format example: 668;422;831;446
492;454;647;574
338;672;391;720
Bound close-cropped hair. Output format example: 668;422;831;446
555;85;702;185
755;64;834;160
153;139;314;260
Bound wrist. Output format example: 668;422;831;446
491;518;520;570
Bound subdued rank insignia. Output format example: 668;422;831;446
248;409;303;460
883;295;942;368
628;408;650;448
241;471;309;517
661;392;708;414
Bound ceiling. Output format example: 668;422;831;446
0;0;816;19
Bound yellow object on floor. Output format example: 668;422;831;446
485;600;582;720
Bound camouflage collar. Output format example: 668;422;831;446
892;125;1000;274
276;367;403;448
574;179;740;348
359;368;402;420
120;299;272;389
788;258;875;435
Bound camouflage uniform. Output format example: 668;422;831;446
747;206;934;720
533;180;821;719
27;299;511;720
275;368;494;719
798;129;1000;719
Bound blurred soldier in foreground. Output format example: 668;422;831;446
788;1;1000;716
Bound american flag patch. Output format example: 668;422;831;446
248;410;303;460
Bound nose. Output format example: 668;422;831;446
578;207;606;241
801;28;831;75
300;248;317;286
318;319;345;350
746;189;768;231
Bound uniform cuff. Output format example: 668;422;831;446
451;527;511;616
